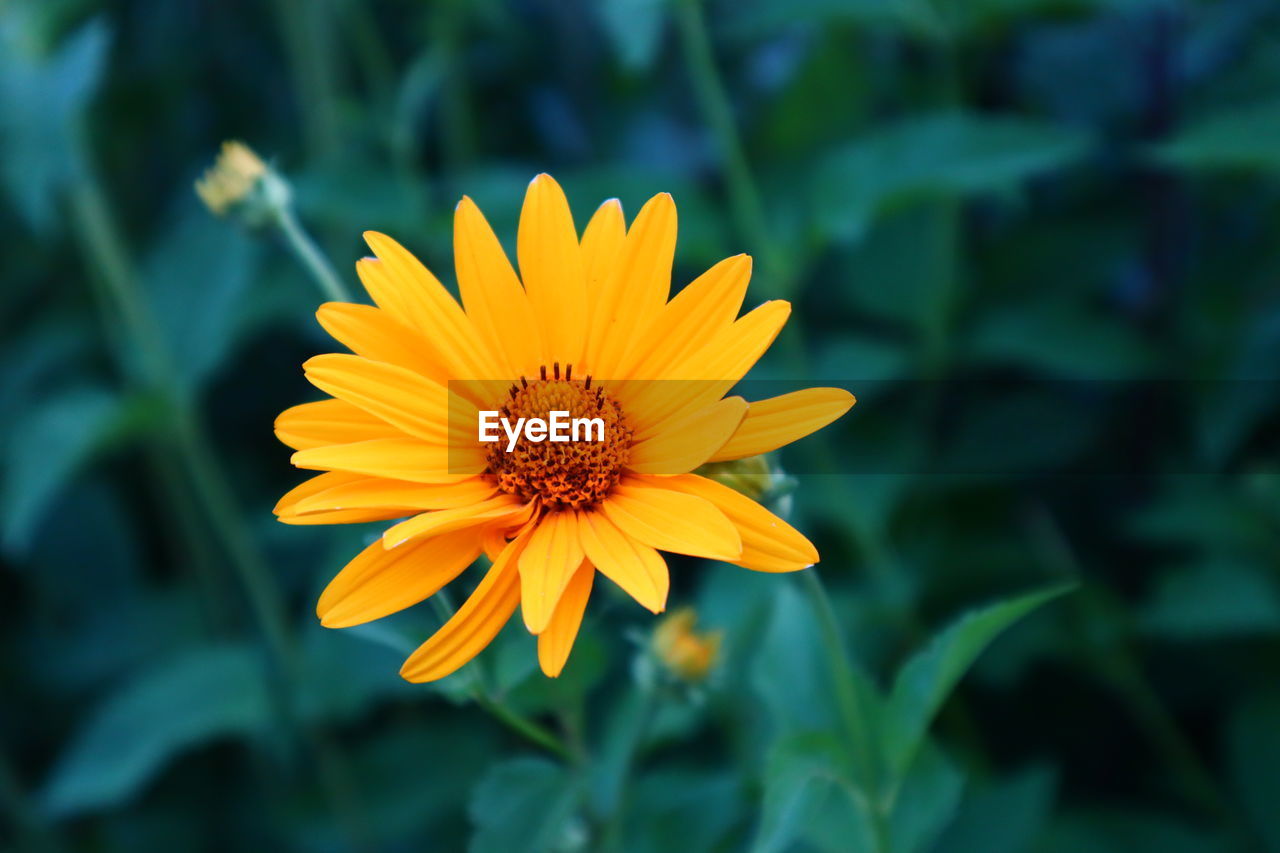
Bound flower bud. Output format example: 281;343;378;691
195;141;291;227
651;607;721;682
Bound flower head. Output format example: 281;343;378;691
195;141;290;224
274;174;855;682
652;608;721;682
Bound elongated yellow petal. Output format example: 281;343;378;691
275;399;399;451
359;234;507;379
291;476;497;514
318;529;482;628
623;300;791;439
519;174;587;366
382;495;527;549
602;480;741;561
399;533;528;682
580;198;626;300
627;396;746;475
586;192;675;377
274;470;366;515
537;560;594;677
303;354;462;444
623;254;752;379
518;511;587;634
292;438;483;483
277;508;411;525
709;388;856;462
658;474;818;571
315;302;444;382
578;510;668;613
454;196;546;376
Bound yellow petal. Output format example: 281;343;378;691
315;302;445;383
659;474;818;572
518;511;586;634
519;174;587;366
580;198;626;302
627;396;747;475
399;533;528;682
303;354;463;445
278;508;410;526
537;560;594;677
454;196;546;376
709;388;856;462
358;234;506;379
623;300;791;439
578;510;668;613
292;438;483;483
624;254;752;379
317;529;483;628
382;495;528;549
275;471;365;515
291;476;498;514
586;192;675;377
602;479;741;561
275;399;399;451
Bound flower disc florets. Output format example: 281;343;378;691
486;365;632;510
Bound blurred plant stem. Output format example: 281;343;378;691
431;0;476;174
800;569;891;853
675;0;786;290
595;682;659;853
277;205;353;302
272;0;341;162
426;596;572;759
67;161;373;852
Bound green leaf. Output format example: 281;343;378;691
598;0;668;72
751;583;845;734
2;385;125;555
41;643;271;817
141;213;257;394
468;757;579;853
1150;100;1280;172
883;584;1072;779
1140;562;1280;640
887;743;965;853
936;765;1056;853
0;16;109;232
751;731;878;853
814;113;1088;242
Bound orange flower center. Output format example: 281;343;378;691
486;365;632;511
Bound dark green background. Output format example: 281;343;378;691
3;0;1280;851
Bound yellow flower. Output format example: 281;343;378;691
652;608;722;682
195;141;268;215
274;174;855;682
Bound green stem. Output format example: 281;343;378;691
427;596;572;759
674;0;787;291
271;0;341;161
69;162;372;852
800;569;890;853
277;207;353;302
598;684;659;853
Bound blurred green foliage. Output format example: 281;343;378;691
3;0;1280;851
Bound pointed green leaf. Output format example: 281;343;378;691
883;584;1072;778
41;644;271;817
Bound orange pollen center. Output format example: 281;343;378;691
486;365;632;511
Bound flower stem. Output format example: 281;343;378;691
277;206;353;302
69;162;372;852
674;0;787;290
799;569;890;852
426;596;572;760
